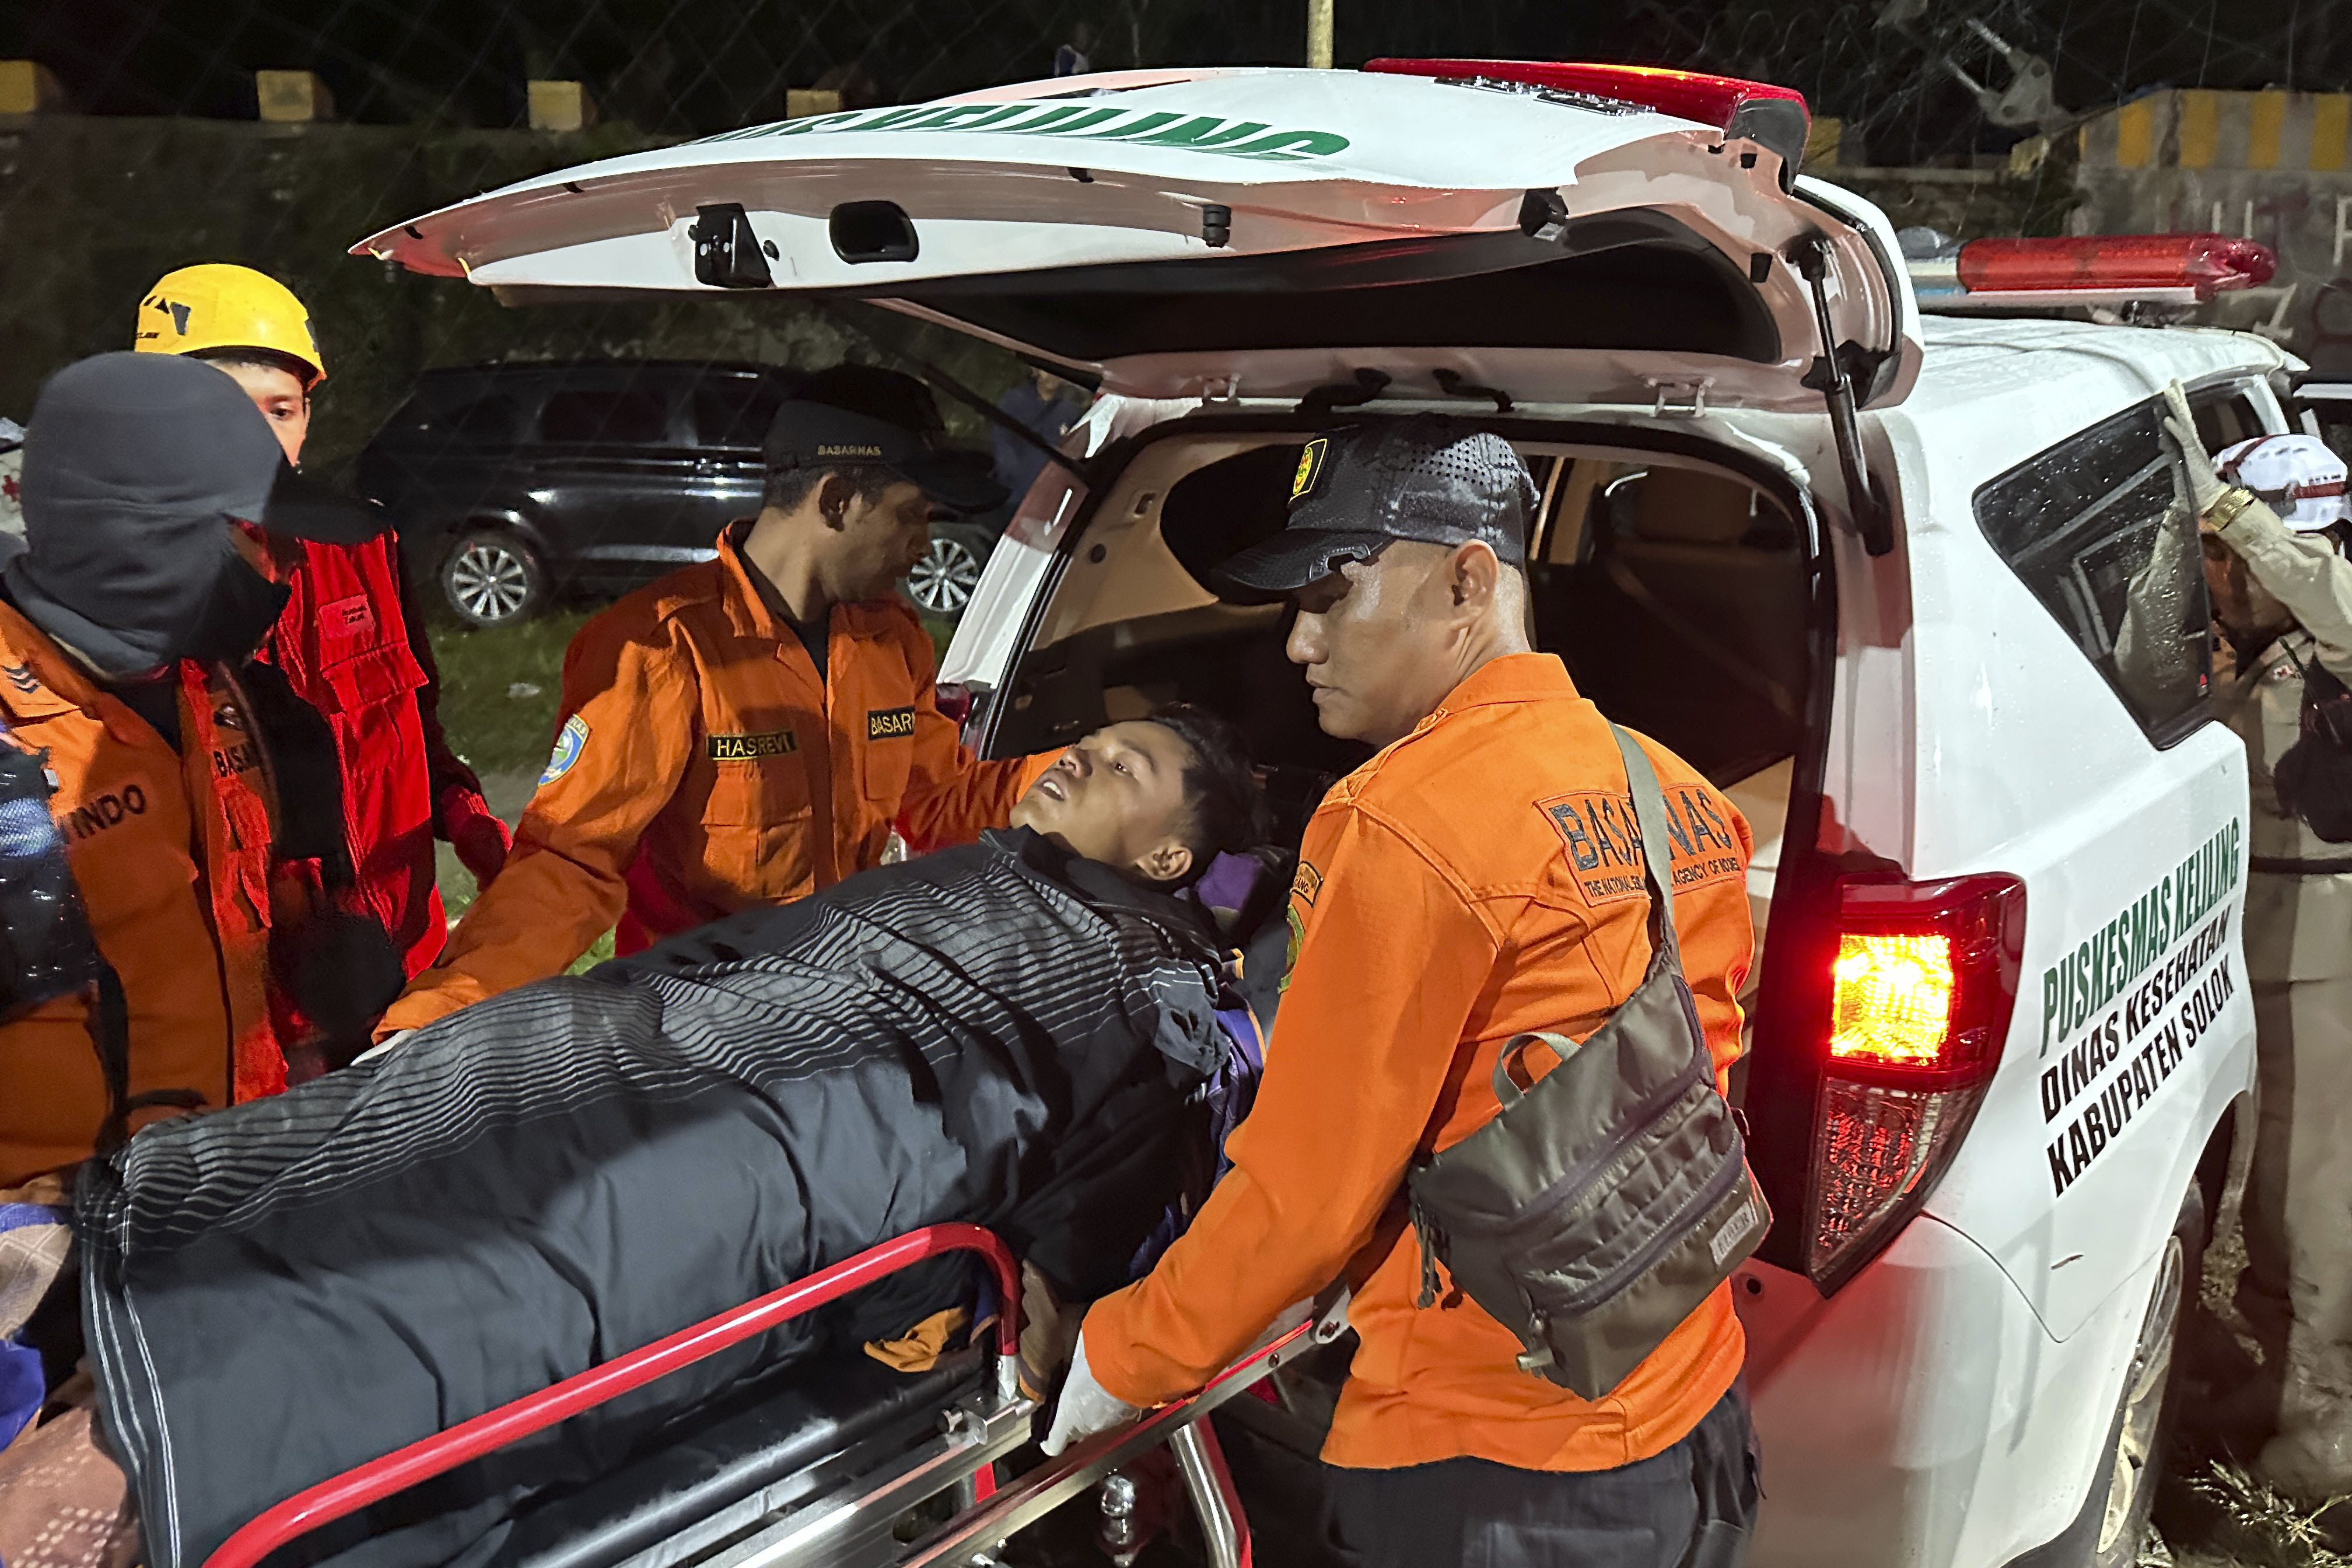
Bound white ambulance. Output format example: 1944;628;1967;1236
360;60;2284;1568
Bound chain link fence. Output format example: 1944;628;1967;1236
0;0;2339;468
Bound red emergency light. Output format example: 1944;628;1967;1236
1363;58;1811;174
1915;233;2277;311
1959;233;2276;300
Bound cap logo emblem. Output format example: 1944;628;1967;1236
141;296;194;335
815;442;885;459
1291;438;1329;502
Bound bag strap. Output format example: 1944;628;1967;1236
1612;724;1684;975
1490;725;1688;1108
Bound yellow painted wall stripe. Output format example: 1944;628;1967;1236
2315;95;2350;172
2178;90;2220;168
2115;97;2155;168
2249;90;2287;168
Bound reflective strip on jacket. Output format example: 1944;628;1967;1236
1083;653;1756;1473
379;527;1035;1035
0;603;278;1185
2211;500;2352;982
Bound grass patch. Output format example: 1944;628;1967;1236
424;609;594;779
920;612;956;664
2185;1462;2352;1566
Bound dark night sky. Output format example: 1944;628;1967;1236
3;0;2344;163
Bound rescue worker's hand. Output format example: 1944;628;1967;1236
443;791;513;888
1039;1331;1141;1457
2160;380;2230;523
1017;1262;1084;1402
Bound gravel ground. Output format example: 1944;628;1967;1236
2150;1210;2352;1567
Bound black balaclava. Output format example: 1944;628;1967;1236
5;352;289;681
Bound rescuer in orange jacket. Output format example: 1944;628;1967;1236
378;368;1038;1037
135;265;510;985
0;353;389;1184
1045;421;1762;1566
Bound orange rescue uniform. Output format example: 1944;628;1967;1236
1085;653;1755;1472
382;526;1037;1034
0;603;282;1185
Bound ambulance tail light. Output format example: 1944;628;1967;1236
1803;873;2026;1292
1362;59;1810;175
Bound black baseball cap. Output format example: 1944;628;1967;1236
257;464;390;544
22;351;381;545
1217;416;1536;595
762;364;1006;516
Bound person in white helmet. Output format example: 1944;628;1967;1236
2162;384;2352;1497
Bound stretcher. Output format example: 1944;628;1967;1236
197;1223;1349;1568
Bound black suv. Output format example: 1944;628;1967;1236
358;360;1003;626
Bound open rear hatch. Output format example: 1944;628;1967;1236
355;62;1920;418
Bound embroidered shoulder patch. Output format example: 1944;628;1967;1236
1290;859;1322;908
1538;784;1745;906
540;713;590;786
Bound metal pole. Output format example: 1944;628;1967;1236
1307;0;1334;68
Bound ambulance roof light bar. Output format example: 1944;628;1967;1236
1363;59;1811;182
1909;233;2277;312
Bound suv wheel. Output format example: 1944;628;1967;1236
442;529;548;628
907;531;988;615
2091;1184;2204;1567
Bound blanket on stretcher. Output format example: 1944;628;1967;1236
76;829;1233;1568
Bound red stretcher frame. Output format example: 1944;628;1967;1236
199;1223;1026;1568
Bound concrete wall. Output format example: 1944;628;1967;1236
0;114;1023;476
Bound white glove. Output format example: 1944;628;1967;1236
1039;1331;1141;1457
348;1030;415;1066
2160;380;2230;516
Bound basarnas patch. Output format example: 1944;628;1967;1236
1536;785;1745;906
541;713;590;785
867;706;916;740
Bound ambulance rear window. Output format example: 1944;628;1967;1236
1973;397;2211;746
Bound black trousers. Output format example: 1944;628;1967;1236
1322;1385;1760;1568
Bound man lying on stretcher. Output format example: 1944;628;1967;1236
72;705;1277;1568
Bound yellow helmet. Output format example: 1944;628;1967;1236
134;264;325;386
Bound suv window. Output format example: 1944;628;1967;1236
2193;390;2264;452
1973;398;2210;743
692;379;786;449
402;387;523;446
539;386;672;446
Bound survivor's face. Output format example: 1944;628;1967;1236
1010;720;1199;884
1285;540;1466;747
211;361;311;464
829;477;940;602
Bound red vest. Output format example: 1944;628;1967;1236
267;536;446;975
